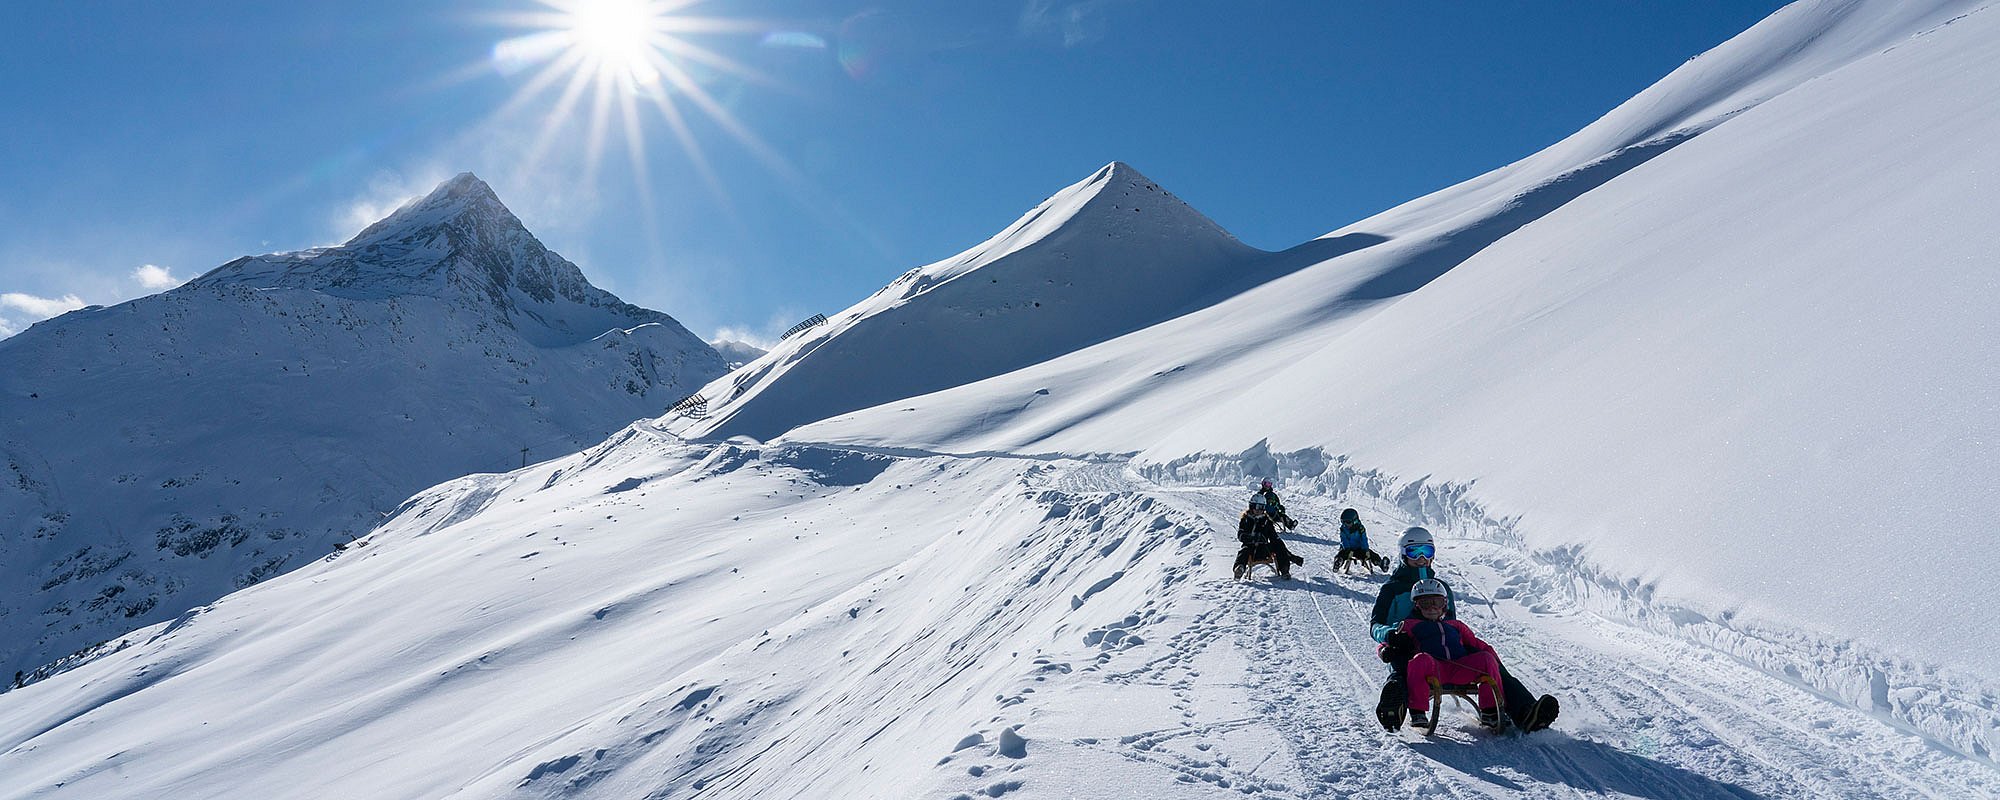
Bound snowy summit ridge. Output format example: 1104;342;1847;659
679;160;1259;442
886;161;1246;295
192;172;661;346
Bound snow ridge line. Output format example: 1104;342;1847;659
1137;447;2000;771
766;438;1137;465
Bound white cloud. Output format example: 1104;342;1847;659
710;325;778;350
708;305;826;350
133;264;182;290
0;291;88;339
1;291;87;318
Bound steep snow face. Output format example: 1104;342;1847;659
1148;0;2000;674
781;3;2000;462
792;0;2000;677
1342;0;1988;240
672;162;1265;442
0;175;725;680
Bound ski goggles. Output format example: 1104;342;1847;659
1401;543;1436;560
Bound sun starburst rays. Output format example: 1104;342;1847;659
487;0;791;218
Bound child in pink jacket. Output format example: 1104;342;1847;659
1393;578;1504;728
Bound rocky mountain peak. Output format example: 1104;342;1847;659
343;172;518;248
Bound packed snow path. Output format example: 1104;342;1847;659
997;461;1996;799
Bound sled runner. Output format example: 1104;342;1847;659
1334;549;1388;575
1417;675;1506;736
1234;549;1282;580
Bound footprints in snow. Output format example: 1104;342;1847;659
940;726;1030;798
1081;611;1149;653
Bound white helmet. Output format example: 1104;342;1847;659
1248;495;1268;508
1411;578;1448;599
1398;526;1434;550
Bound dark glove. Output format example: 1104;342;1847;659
1380;631;1415;664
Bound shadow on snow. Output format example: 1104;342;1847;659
1410;731;1766;799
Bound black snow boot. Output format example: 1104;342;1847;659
1521;695;1559;732
1375;679;1407;731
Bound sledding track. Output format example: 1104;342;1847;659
1061;465;1998;799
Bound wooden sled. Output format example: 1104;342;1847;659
1418;675;1506;736
1233;548;1283;580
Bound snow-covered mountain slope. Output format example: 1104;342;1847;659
2;442;1991;798
784;1;1995;462
4;1;1999;798
0;174;725;681
671;162;1285;443
790;0;2000;680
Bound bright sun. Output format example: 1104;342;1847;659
564;0;660;84
487;0;789;203
486;0;772;184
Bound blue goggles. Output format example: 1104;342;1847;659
1401;543;1436;560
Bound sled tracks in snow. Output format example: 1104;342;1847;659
1127;485;1996;799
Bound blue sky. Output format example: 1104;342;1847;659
0;0;1786;342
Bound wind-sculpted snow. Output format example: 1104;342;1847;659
0;174;724;680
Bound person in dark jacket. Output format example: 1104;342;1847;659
1369;527;1559;733
1254;479;1298;530
1333;508;1388;573
1233;496;1301;579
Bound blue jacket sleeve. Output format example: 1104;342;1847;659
1370;586;1409;643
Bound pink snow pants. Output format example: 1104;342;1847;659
1406;651;1501;710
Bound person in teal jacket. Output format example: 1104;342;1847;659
1370;527;1455;642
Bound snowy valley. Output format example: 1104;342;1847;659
3;0;1999;798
